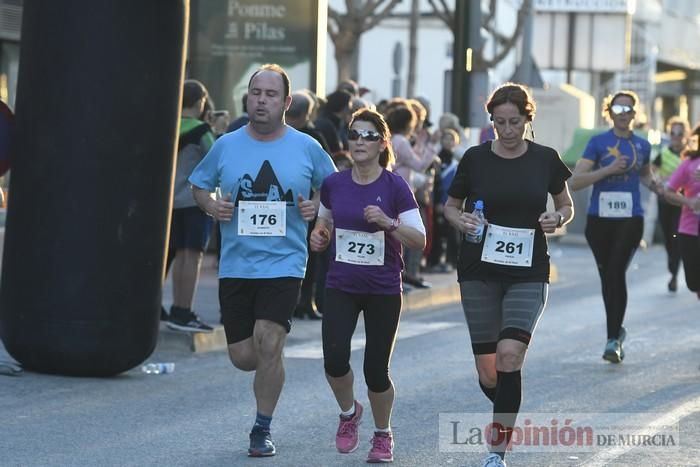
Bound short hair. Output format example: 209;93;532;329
200;96;214;120
415;96;431;114
485;82;536;122
666;116;690;134
602;90;639;119
386;106;417;135
416;96;432;127
287;92;312;119
183;79;208;109
324;90;353;114
301;89;320;108
337;79;359;96
350;109;395;168
382;97;408;117
407;98;427;123
351;97;374;113
248;63;291;98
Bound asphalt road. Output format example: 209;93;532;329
2;243;700;466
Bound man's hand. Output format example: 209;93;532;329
297;193;317;221
212;193;234;222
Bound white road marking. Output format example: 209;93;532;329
581;395;700;467
284;321;458;359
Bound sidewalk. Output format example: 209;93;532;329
159;255;462;353
0;224;561;356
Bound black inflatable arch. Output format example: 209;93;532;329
0;0;188;376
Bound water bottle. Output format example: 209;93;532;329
465;200;485;243
141;362;175;374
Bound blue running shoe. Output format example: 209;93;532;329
248;426;276;457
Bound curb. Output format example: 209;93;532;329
157;324;229;353
157;281;463;354
157;265;561;354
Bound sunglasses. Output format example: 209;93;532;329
670;130;685;137
610;104;634;115
348;128;382;142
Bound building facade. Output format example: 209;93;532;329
326;0;700;134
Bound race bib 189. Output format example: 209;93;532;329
481;224;535;267
238;201;286;236
335;228;385;266
599;191;632;218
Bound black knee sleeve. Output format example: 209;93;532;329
494;370;522;415
491;370;522;458
324;360;351;379
364;362;391;393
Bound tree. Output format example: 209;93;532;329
328;0;402;82
428;0;532;70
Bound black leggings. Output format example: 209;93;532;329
322;288;402;393
679;234;700;292
585;216;643;339
657;199;682;277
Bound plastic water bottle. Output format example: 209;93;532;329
465;200;485;243
141;362;175;374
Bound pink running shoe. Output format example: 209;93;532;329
367;431;394;463
336;400;363;453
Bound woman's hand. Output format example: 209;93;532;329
364;205;393;230
310;225;331;252
538;211;561;234
456;211;487;235
605;156;628;176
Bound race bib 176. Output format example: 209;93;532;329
238;201;286;236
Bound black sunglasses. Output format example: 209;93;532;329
348;128;382;142
610;104;634;115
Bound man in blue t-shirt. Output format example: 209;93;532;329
189;64;336;458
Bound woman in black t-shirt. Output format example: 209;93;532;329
444;83;574;467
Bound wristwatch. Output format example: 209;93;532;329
386;217;400;232
556;212;564;228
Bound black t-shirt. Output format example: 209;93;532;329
447;141;572;283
